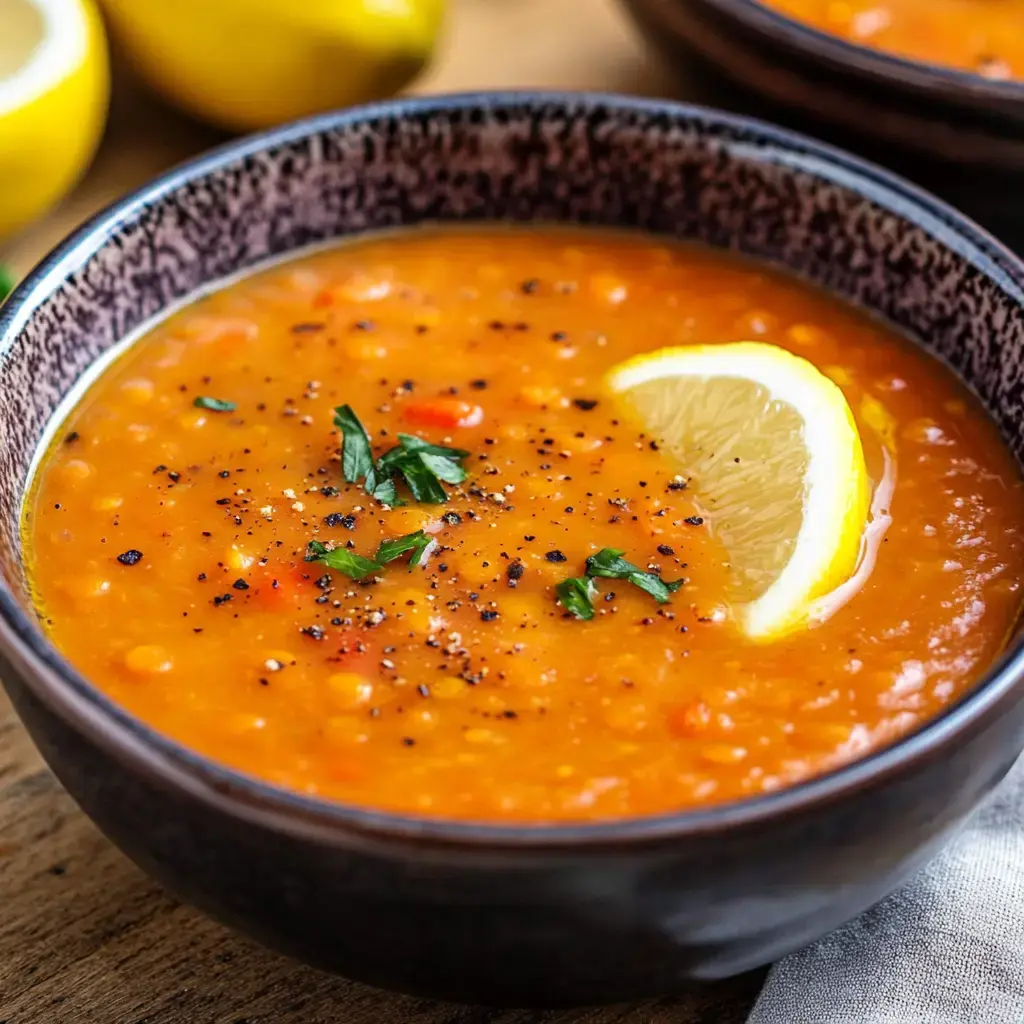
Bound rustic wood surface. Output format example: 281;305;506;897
0;1;765;1020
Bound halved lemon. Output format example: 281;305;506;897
0;0;109;239
607;342;870;640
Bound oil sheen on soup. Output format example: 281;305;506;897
25;228;1024;822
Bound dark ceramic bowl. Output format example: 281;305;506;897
619;0;1024;246
2;93;1024;1008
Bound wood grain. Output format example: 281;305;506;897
0;1;762;1019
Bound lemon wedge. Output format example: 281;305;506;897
607;342;870;640
0;0;109;238
98;0;446;133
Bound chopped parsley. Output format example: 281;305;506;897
377;432;469;502
194;396;237;412
585;548;683;604
555;576;599;620
305;540;380;581
374;529;433;569
0;266;13;304
306;529;434;581
556;547;684;619
334;404;375;485
335;405;470;505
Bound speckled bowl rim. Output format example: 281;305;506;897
688;0;1024;103
2;91;1024;849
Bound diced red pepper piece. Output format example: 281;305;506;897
403;398;484;429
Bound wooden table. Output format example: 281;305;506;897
0;1;764;1019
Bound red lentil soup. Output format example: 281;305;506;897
24;228;1024;822
760;0;1024;80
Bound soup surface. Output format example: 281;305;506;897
760;0;1024;80
25;228;1024;821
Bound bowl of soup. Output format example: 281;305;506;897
619;0;1024;175
1;92;1024;1006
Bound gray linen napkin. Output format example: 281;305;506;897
748;756;1024;1024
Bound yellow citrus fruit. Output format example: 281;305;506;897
606;342;870;640
0;0;109;238
98;0;446;134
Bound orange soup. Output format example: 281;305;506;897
761;0;1024;79
24;228;1024;822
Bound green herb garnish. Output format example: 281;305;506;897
374;529;433;570
365;467;399;506
0;266;14;304
585;548;683;604
392;451;449;503
334;406;470;505
334;404;375;484
555;576;599;620
376;433;469;502
194;396;237;412
306;529;434;580
305;539;381;580
391;434;471;481
555;547;684;619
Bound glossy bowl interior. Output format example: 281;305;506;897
2;93;1024;1004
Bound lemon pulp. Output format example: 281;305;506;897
0;0;44;80
0;0;109;239
607;342;871;640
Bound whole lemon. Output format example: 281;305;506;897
98;0;446;134
0;0;109;239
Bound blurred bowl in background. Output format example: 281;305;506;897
97;0;446;133
618;0;1024;248
618;0;1024;168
